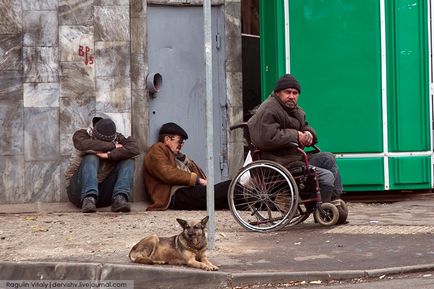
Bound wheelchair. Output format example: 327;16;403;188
228;123;348;232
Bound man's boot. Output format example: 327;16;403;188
82;196;96;213
111;194;131;212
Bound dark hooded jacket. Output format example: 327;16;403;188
247;93;318;167
64;115;140;187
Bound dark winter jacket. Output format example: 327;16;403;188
65;127;140;187
247;93;317;167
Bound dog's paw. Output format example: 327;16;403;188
202;264;219;271
153;260;166;265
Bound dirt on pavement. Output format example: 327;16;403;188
2;199;434;273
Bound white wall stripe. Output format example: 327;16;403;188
428;0;434;187
335;151;433;158
284;0;290;74
380;0;389;190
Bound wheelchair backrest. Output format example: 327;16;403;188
229;122;261;161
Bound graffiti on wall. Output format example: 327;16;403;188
78;45;94;65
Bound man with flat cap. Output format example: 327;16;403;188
65;115;140;213
248;74;343;203
144;122;230;211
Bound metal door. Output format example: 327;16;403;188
147;5;227;182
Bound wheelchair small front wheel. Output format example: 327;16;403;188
314;203;339;226
334;199;349;224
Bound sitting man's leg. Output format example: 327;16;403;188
172;186;207;210
171;180;231;210
99;158;134;212
312;167;335;202
67;154;100;213
309;152;343;200
214;180;231;209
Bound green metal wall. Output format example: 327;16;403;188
289;0;383;154
386;0;430;152
259;0;286;100
259;0;432;191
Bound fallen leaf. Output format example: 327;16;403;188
31;226;48;233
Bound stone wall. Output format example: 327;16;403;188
0;0;242;204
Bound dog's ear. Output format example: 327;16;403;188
200;216;209;228
176;218;188;229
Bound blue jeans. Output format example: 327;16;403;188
67;154;135;208
309;152;343;202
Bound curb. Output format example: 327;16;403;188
2;261;434;288
0;261;230;289
231;264;434;286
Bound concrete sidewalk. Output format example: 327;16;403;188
1;195;434;288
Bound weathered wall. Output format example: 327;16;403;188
0;0;242;204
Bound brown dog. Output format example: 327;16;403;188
129;216;218;271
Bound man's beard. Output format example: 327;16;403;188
284;101;297;110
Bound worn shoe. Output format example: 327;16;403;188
81;196;96;213
111;194;131;212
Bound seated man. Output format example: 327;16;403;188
247;74;343;202
65;116;140;213
144;122;230;211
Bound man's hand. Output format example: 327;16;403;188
95;143;121;159
96;152;109;159
198;178;208;186
298;131;313;147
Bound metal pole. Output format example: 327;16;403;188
203;0;215;249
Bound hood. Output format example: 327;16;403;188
86;112;114;137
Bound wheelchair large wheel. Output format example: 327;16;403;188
228;160;299;232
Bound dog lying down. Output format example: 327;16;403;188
129;216;218;271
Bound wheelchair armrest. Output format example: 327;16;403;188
305;144;321;154
289;142;320;153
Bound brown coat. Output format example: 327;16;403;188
247;94;317;167
144;142;206;211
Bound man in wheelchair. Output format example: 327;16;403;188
247;74;343;204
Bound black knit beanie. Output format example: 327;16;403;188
159;122;188;139
93;118;116;141
274;74;301;93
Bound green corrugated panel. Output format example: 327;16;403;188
337;158;384;191
386;0;430;152
289;0;383;154
259;0;432;191
259;0;286;100
389;156;431;189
